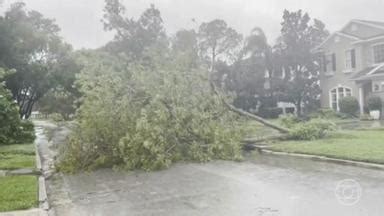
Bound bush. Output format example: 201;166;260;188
360;113;373;121
367;96;382;111
50;113;64;122
289;119;336;140
0;69;35;145
308;108;339;119
339;96;359;116
279;114;301;128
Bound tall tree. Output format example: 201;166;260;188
102;1;168;60
197;19;242;71
221;28;272;112
0;2;76;118
171;29;199;68
274;10;329;116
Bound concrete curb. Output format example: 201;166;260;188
0;208;47;216
35;132;50;214
254;145;384;171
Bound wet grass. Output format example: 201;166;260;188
0;144;35;155
0;143;35;170
0;176;38;212
0;154;36;170
270;129;384;164
242;120;280;138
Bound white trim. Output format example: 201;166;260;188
316;19;384;51
313;32;360;52
352;35;384;44
336;31;361;40
359;87;364;115
343;69;354;74
367;63;384;75
371;41;384;47
329;85;353;111
351;20;384;31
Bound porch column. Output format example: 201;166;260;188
359;86;364;115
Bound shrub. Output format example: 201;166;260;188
360;113;373;121
50;113;64;122
289;119;336;140
367;96;382;111
0;69;35;145
308;108;339;119
339;96;359;116
279;114;301;128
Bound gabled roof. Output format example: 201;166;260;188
313;31;360;52
351;19;384;30
314;19;384;52
350;63;384;81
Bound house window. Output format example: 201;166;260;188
372;81;384;92
329;86;352;111
323;53;336;74
345;49;356;70
373;44;384;64
374;83;380;92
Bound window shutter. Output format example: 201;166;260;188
351;49;356;68
332;53;336;71
323;55;327;72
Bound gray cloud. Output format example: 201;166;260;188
4;0;384;49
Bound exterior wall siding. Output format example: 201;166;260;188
320;37;359;108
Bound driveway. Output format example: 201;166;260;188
34;121;384;216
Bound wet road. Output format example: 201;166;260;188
34;121;384;216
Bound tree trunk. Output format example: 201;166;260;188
209;82;290;134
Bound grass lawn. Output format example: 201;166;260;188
270;129;384;164
0;144;35;170
0;144;35;155
0;176;38;212
242;120;280;138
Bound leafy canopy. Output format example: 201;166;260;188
58;49;245;172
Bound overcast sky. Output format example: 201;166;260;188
3;0;384;49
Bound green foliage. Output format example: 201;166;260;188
360;113;374;121
223;28;272;112
50;113;65;122
0;68;35;145
308;108;340;119
0;2;77;118
367;96;382;111
279;114;301;128
102;2;168;60
339;96;359;116
288;119;336;140
198;19;242;65
57;51;245;172
274;10;329;116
